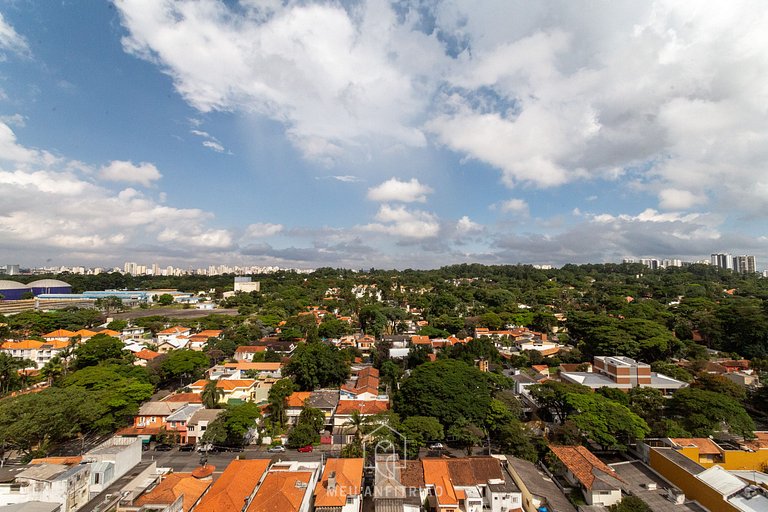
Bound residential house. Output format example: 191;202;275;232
164;404;204;444
547;445;624;507
314;458;364;512
193;459;270;512
245;461;321;512
97;329;121;338
341;366;382;400
286;390;339;428
0;464;90;512
186;330;222;352
723;371;761;388
71;330;98;342
333;401;390;429
188;379;259;405
117;401;190;437
210;362;283;380
121;325;146;340
41;330;76;342
157;326;191;341
560;355;688;394
504;456;576;512
373;454;421;512
134;348;161;367
356;335;375;352
133;472;211;512
234;345;267;362
185;409;225;445
416;457;523;512
648;447;768;511
0;339;69;369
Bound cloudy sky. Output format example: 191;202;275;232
1;1;767;270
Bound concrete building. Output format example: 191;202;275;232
560;356;688;394
734;255;757;274
234;277;260;293
711;253;734;270
0;464;90;512
83;437;142;496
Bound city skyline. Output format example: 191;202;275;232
1;2;768;269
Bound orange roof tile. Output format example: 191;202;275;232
2;339;44;350
42;329;76;338
189;379;256;391
135;473;211;512
163;393;203;403
313;458;364;508
195;460;270;512
548;445;623;490
135;349;161;360
670;438;722;455
422;459;458;506
98;329;120;337
743;432;768;451
158;326;190;335
286;391;311;408
335;400;389;416
410;335;431;345
73;329;98;338
247;471;314;512
235;345;267;353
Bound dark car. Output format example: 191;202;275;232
297;445;313;453
178;444;195;452
154;444;173;452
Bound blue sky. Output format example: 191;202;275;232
0;1;767;270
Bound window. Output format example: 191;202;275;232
201;426;206;431
94;474;100;484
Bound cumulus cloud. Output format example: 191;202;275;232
0;122;238;257
499;198;529;214
115;0;436;162
456;216;482;234
99;160;162;187
243;222;284;238
367;178;433;203
362;204;440;239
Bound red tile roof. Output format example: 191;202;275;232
247;471;314;512
313;458;364;507
135;473;211;512
548;445;623;490
335;400;389;415
195;460;270;512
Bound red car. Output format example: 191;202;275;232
297;445;313;453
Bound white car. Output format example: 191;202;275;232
429;443;444;450
267;445;286;453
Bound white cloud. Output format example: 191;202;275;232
456;216;482;234
0;122;236;256
202;140;225;152
99;160;162;187
499;198;529;214
0;13;29;58
367;178;433;203
243;222;284;238
658;188;701;210
116;0;436;162
362;204;440;239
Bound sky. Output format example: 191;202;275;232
0;1;767;270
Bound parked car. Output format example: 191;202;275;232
154;444;173;452
428;443;444;450
268;445;286;453
178;444;195;452
297;445;313;453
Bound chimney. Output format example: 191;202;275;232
328;471;336;492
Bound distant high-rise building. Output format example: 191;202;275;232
733;255;757;274
711;253;733;270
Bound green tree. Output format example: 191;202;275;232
201;380;224;408
160;350;209;386
608;496;652;512
267;378;295;429
565;393;650;449
157;294;175;306
395;360;492;429
400;415;444;457
670;387;755;437
447;417;483;455
283;342;350;390
94;296;124;315
72;334;128;370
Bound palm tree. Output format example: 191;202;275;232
201;380;224;409
41;356;65;385
342;409;372;444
